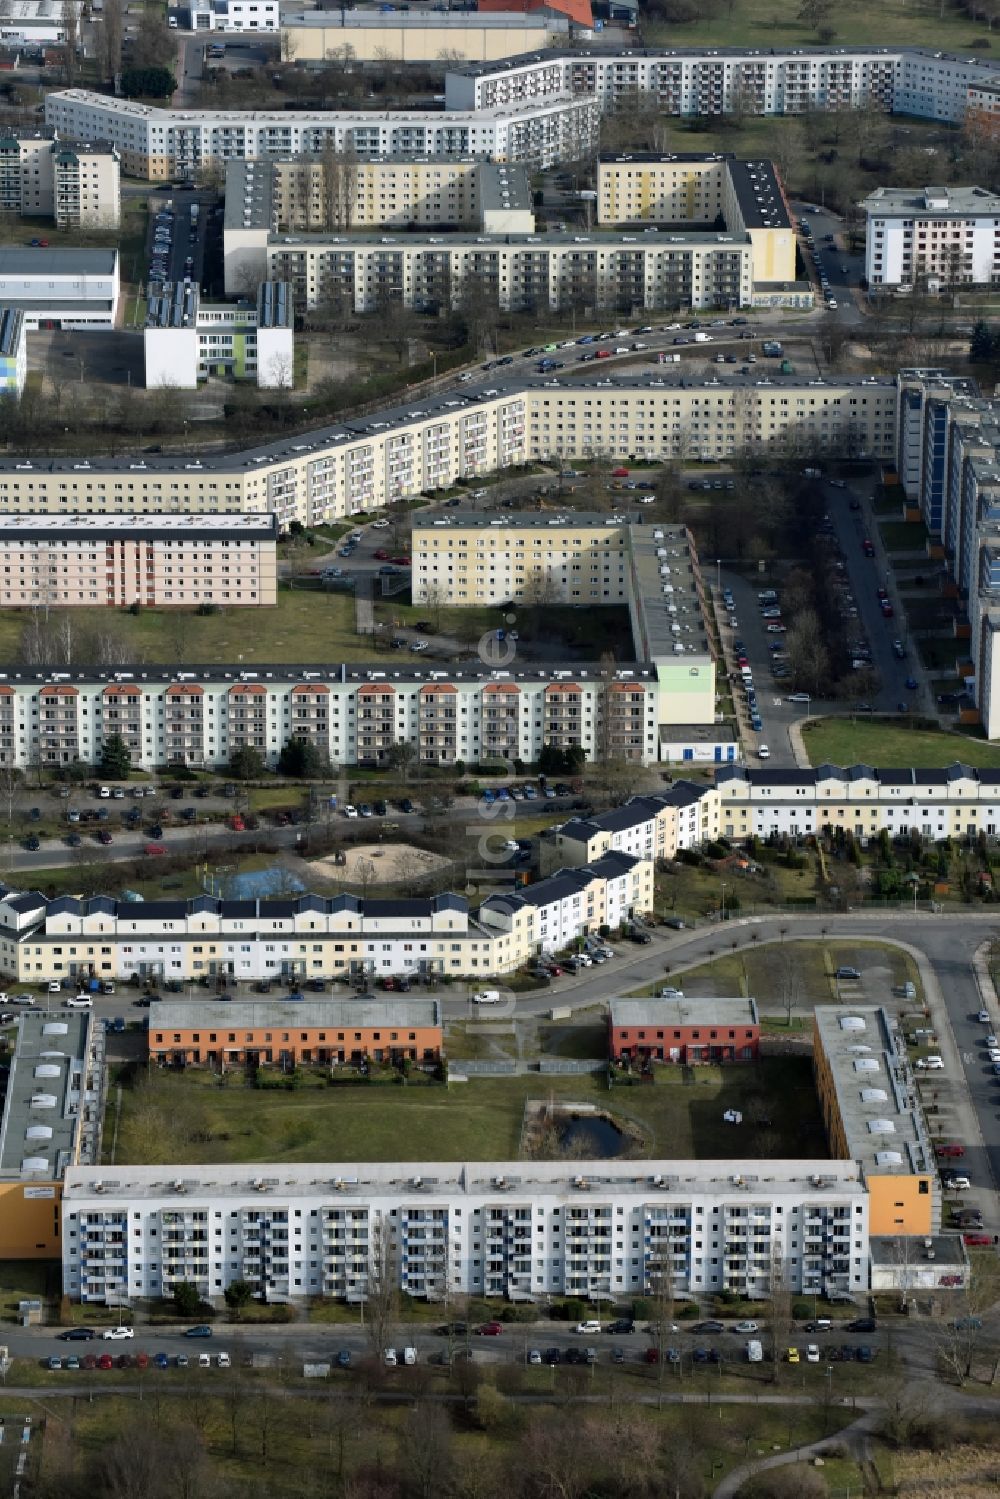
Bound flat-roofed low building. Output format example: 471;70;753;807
281;9;566;63
869;1232;969;1295
147;996;443;1068
0;246;119;330
0;1008;101;1259
609;996;759;1064
0;513;278;609
813;1005;938;1238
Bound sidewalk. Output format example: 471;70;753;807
712;1407;882;1499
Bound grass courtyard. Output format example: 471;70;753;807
801;717;1000;770
0;588;635;668
642;0;989;53
107;1056;828;1167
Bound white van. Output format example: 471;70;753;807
472;990;502;1005
575;1320;602;1334
746;1340;763;1363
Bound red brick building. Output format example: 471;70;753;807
609;997;759;1065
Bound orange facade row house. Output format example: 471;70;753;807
147;997;442;1068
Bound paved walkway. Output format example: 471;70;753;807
712;1405;882;1499
354;574;374;637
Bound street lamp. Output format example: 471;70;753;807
720;880;727;923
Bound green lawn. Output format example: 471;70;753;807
0;587;365;667
878;521;929;552
655;851;820;920
802;717;1000;768
642;0;989;52
109;1057;829;1165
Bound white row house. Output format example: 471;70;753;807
0;857;654;985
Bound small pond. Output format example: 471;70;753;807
559;1113;630;1158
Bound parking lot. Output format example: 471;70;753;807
147;195;212;296
713;472;928;766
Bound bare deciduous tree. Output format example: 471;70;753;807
97;0;124;84
363;1212;398;1359
60;0;79;86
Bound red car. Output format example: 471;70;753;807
964;1232;992;1246
373;548;390;561
390;555;411;566
135;1351;149;1370
144;843;167;857
98;1353;113;1370
97;830;113;845
228;815;245;832
478;1322;503;1336
547;965;563;976
936;1144;965;1158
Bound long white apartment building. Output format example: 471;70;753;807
0;514;277;610
60;1157;869;1306
0;665;668;771
0;130;120;230
43;90;599;179
0;855;652;986
243;225;756;315
0;373;900;531
863;184;1000;290
444;44;1000;125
